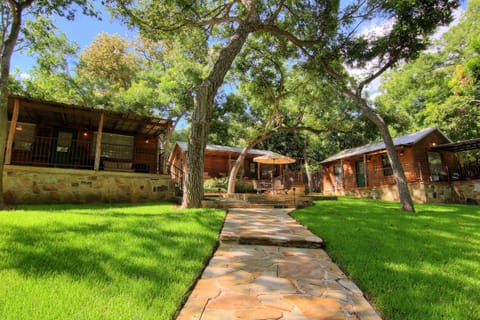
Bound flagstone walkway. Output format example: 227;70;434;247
176;208;381;320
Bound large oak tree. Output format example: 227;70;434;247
108;0;459;210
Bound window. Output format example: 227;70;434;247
334;163;343;183
428;152;443;180
92;132;134;160
9;122;36;151
249;162;257;179
382;154;393;176
56;131;73;153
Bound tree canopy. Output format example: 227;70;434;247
6;0;463;211
377;0;479;141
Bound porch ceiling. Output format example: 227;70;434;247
9;95;172;137
432;138;480;152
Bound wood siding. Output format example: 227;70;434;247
322;131;455;193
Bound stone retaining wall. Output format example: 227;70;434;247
323;180;480;204
3;165;175;204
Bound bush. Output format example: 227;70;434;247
235;180;255;193
203;177;255;193
204;177;228;192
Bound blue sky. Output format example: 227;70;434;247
11;6;133;73
12;1;468;78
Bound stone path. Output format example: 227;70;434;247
176;208;381;320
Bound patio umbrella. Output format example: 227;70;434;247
253;154;296;193
253;154;296;165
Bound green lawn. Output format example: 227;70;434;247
292;197;480;320
0;202;225;320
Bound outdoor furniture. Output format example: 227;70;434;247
253;153;296;194
272;179;287;194
252;180;271;193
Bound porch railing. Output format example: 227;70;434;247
452;162;480;180
168;162;184;191
10;136;165;174
363;161;480;188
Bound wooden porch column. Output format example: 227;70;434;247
257;162;261;180
363;153;368;187
340;159;344;189
156;136;161;174
94;112;105;171
5;98;20;165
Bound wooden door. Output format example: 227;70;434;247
52;128;77;167
355;160;366;187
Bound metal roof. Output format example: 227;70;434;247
175;141;284;157
432;137;480;152
320;127;451;164
9;95;172;137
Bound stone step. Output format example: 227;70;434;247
201;194;313;209
221;235;324;248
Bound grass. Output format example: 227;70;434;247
0;202;225;320
292;197;480;320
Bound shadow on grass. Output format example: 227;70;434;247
12;202;171;211
293;198;480;320
0;207;225;319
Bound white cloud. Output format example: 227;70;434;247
18;72;32;80
431;6;464;41
358;17;396;41
348;6;465;98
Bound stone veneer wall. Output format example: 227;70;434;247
3;165;175;204
450;180;480;204
324;180;480;204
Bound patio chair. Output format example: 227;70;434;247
273;179;285;194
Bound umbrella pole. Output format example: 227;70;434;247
271;159;275;194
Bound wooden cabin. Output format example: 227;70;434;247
321;127;480;204
4;96;175;204
168;142;298;192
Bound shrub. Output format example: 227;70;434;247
204;177;228;192
235;180;255;193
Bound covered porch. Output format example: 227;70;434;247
6;96;173;174
432;137;480;181
169;142;315;194
4;96;175;204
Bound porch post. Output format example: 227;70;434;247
94;112;105;171
160;124;172;174
340;159;344;190
156;136;161;174
5;98;20;165
363;153;368;187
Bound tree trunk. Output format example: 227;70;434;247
0;94;8;209
0;3;26;209
356;100;415;212
181;20;256;208
227;146;250;195
227;133;272;195
303;139;314;193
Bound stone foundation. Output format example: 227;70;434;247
324;180;480;204
3;165;175;205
